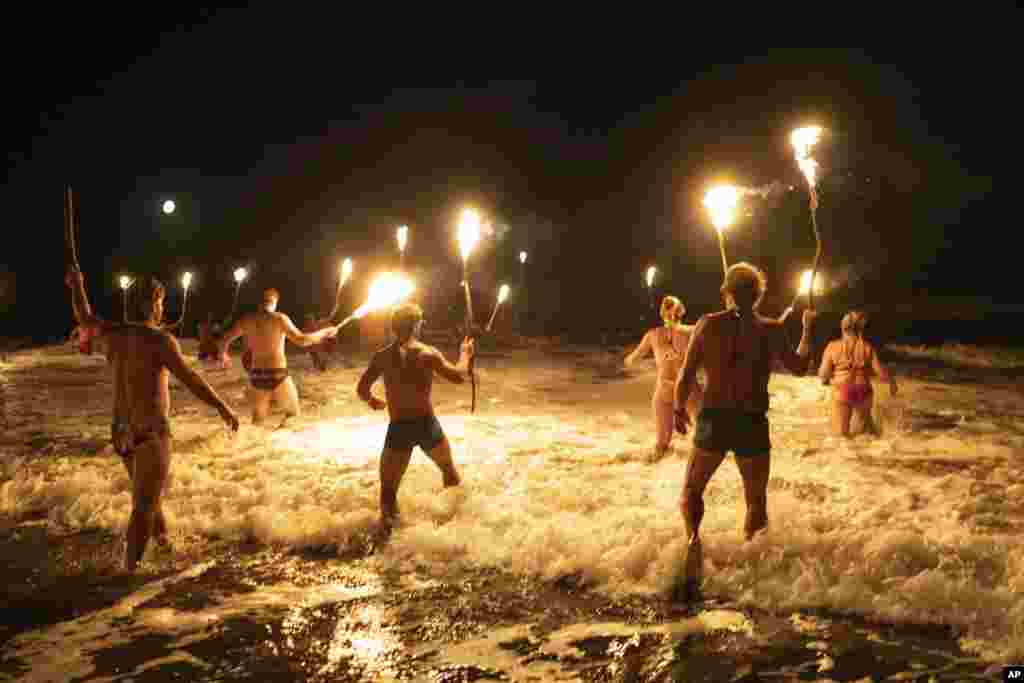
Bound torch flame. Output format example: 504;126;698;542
119;275;133;291
457;209;481;263
519;251;527;264
791;126;823;187
234;267;247;284
339;258;353;286
498;284;509;304
350;272;415;320
181;271;193;290
703;185;740;231
798;269;825;295
646;266;656;288
396;225;408;252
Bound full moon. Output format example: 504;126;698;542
162;199;176;214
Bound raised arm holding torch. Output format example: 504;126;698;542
486;284;509;332
457;209;481;413
703;185;739;276
791;126;824;309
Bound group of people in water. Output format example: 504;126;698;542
63;259;896;596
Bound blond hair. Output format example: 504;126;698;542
660;295;684;324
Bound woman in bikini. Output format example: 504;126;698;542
819;310;898;436
625;295;702;461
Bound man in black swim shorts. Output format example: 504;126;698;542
673;262;815;594
357;303;474;526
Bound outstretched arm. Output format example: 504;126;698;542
776;310;815;376
356;353;386;410
818;343;835;385
65;267;106;329
870;345;898;395
281;314;337;348
624;331;652;367
217;317;246;357
161;335;239;430
428;338;474;384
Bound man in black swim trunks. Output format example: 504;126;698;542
673;262;815;593
357;303;474;526
218;288;338;424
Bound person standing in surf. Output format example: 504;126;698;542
673;262;815;596
818;310;897;437
65;267;239;572
625;295;702;461
357;303;474;527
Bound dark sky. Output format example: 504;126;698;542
1;13;1005;339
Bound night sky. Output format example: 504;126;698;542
1;14;1005;341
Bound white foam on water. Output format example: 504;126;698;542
3;346;1024;661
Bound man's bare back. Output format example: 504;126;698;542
66;268;238;572
358;303;473;524
369;340;461;421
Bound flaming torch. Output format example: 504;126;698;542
790;268;825;311
328;257;353;320
517;250;527;330
168;270;193;332
791;125;824;309
397;225;408;269
337;272;415;329
486;284;510;332
118;275;134;322
458;208;482;413
703;185;740;276
231;266;248;318
646;265;657;310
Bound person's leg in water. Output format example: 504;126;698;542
124;434;171;572
250;386;273;425
424;434;461;488
379;447;414;523
734;452;771;540
832;396;853;437
119;452;170;544
679;447;726;594
652;393;674;461
854;389;879;435
274;376;300;423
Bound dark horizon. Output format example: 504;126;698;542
1;21;1005;342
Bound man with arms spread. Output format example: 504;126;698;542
217;288;338;424
66;267;239;572
357;303;474;526
673;262;815;595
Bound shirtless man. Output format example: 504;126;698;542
625;295;702;461
819;310;898;436
65;267;239;572
356;303;474;525
217;288;338;424
673;262;815;595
